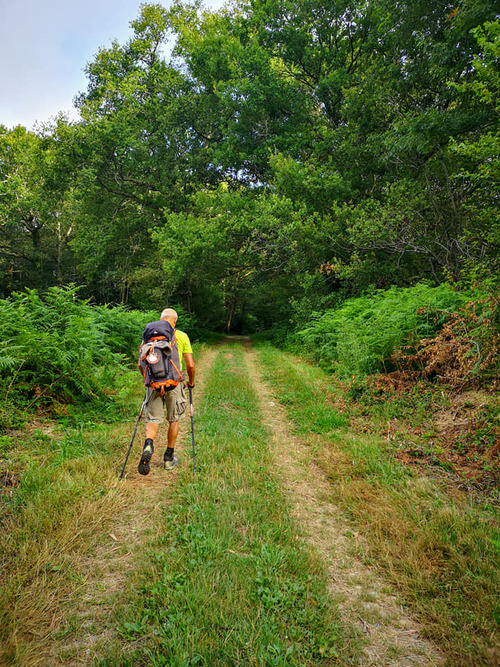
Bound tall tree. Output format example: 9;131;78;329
0;125;77;295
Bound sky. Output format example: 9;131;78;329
0;0;227;131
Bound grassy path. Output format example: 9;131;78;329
256;343;499;666
45;345;220;664
244;347;442;666
93;342;355;665
1;340;497;665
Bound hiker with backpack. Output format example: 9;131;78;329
137;308;195;474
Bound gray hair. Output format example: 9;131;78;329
160;308;178;321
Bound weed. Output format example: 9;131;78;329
0;434;14;457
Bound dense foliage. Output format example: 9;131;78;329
298;283;469;376
295;282;499;383
0;286;174;425
0;0;498;367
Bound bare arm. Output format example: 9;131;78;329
184;353;195;387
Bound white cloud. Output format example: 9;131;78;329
0;0;228;130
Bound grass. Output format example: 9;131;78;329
96;344;358;666
0;343;359;666
256;342;500;665
3;338;498;665
0;366;143;665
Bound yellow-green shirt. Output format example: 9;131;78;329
175;329;193;370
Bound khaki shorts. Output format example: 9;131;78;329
144;383;187;424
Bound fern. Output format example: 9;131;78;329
0;340;21;373
299;283;469;378
0;286;157;412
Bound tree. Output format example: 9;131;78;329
153;184;335;331
0;125;77;295
449;19;500;273
6;0;497;323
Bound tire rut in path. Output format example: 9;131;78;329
45;346;219;666
244;346;443;667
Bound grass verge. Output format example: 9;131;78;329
0;362;149;665
256;342;500;666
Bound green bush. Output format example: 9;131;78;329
0;286;196;422
298;283;469;377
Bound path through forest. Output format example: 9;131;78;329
18;340;445;665
244;345;442;666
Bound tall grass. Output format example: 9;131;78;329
0;401;136;665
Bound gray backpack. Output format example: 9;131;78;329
140;320;183;393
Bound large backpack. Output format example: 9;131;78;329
140;320;183;394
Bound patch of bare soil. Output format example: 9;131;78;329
220;335;253;349
245;347;444;666
46;347;218;666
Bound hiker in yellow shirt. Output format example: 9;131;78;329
137;308;195;474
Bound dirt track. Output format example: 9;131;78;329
244;345;443;666
42;341;444;665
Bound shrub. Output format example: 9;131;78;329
0;287;119;411
391;290;500;387
0;287;195;422
298;283;469;378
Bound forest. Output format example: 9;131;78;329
1;0;498;330
1;1;500;664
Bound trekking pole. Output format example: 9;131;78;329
119;393;147;480
188;384;196;476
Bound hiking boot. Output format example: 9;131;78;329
138;439;154;476
164;447;179;471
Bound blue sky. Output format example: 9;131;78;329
0;0;227;130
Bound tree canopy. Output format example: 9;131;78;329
1;0;498;331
